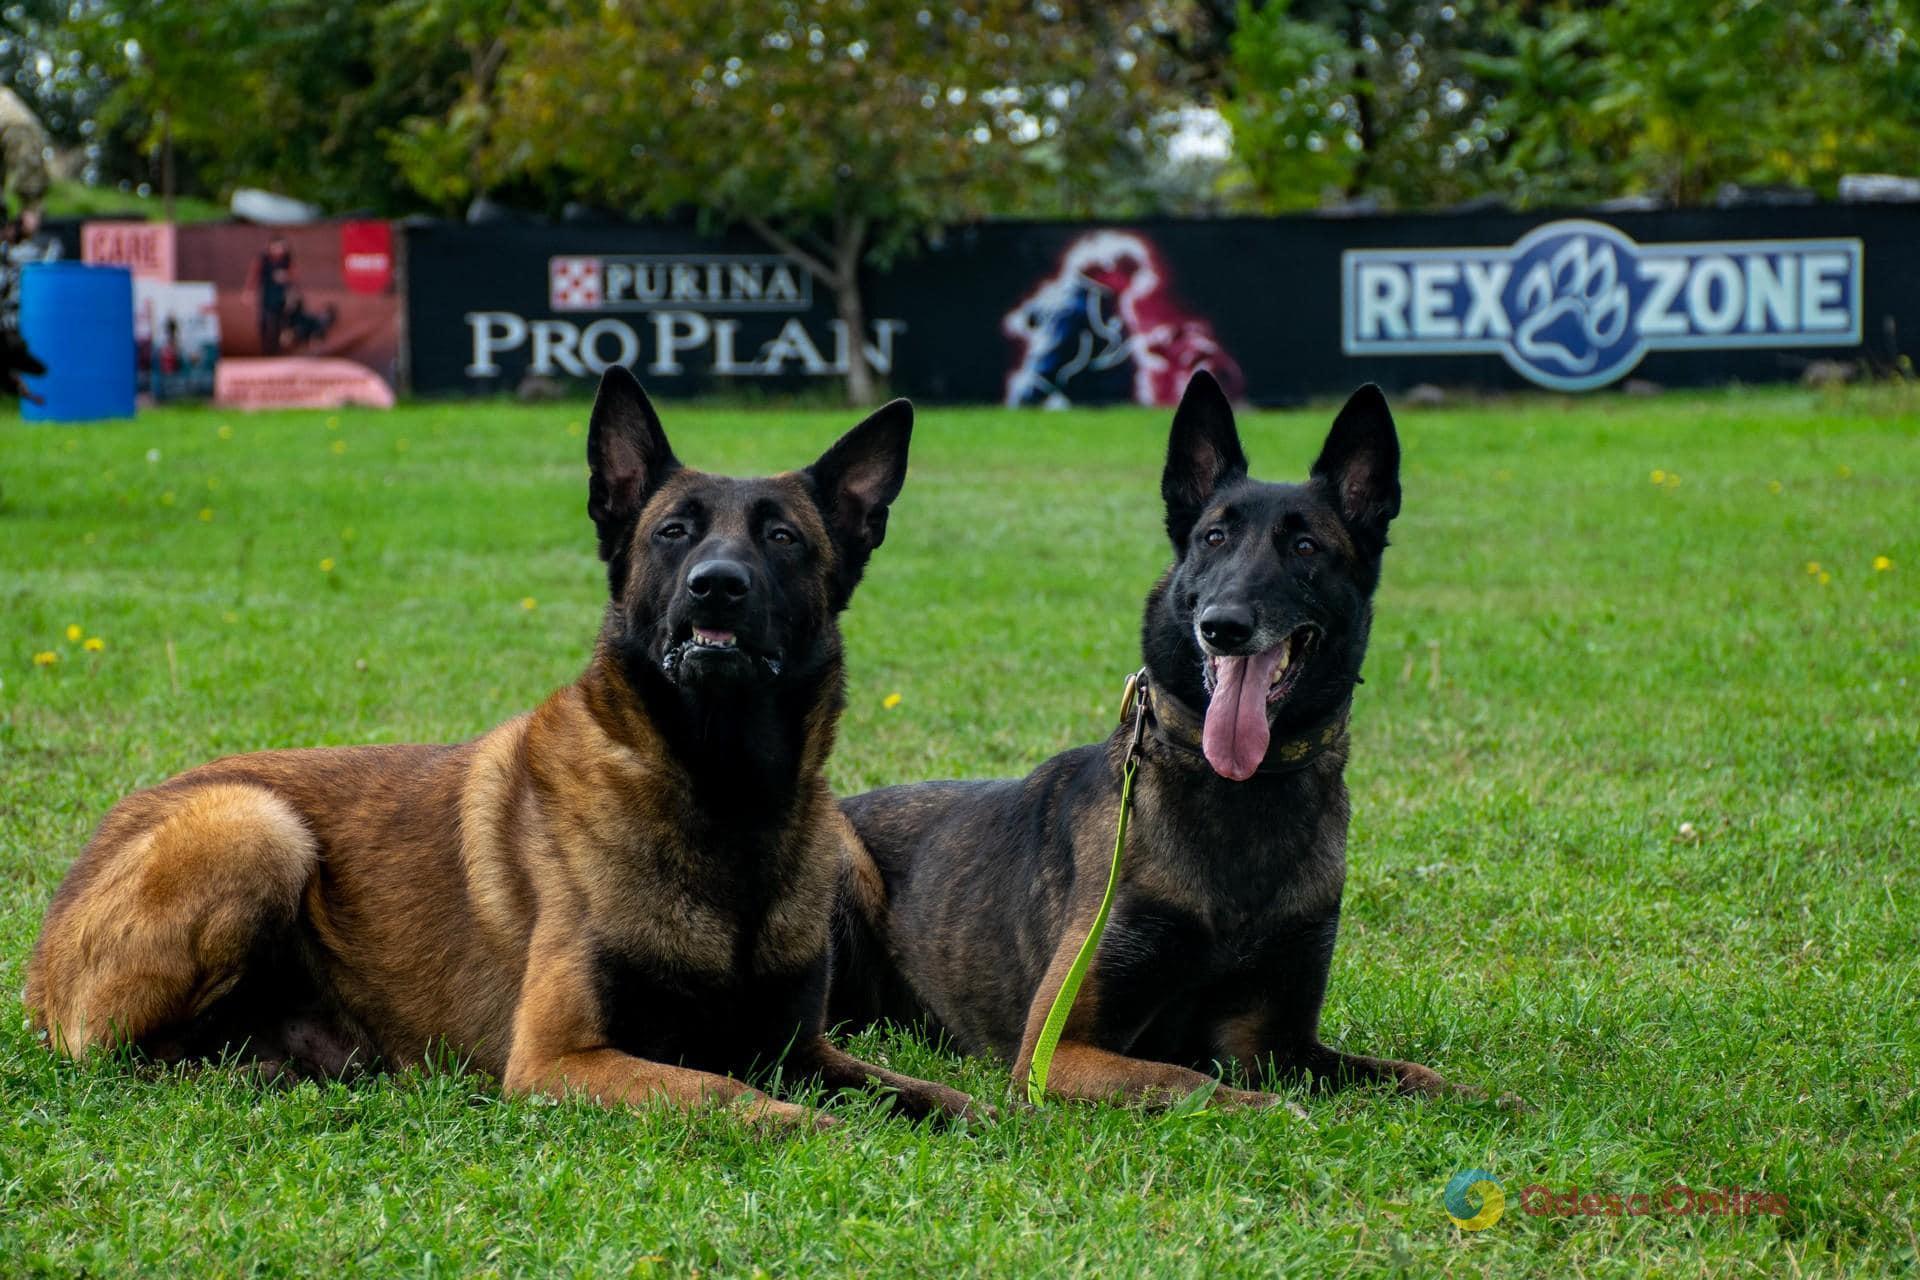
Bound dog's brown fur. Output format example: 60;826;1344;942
25;368;979;1129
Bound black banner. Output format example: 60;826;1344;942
405;204;1920;403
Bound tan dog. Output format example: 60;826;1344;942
25;367;979;1129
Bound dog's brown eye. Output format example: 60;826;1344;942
768;527;797;546
656;522;687;541
1293;536;1318;557
1203;528;1227;548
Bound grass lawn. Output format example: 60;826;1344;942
1;387;1914;1276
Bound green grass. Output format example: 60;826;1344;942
2;388;1915;1276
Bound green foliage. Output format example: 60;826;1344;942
3;389;1917;1273
484;1;1171;250
1225;0;1920;211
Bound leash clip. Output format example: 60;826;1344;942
1121;667;1149;766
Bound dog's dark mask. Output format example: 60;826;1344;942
1144;371;1401;781
585;366;911;704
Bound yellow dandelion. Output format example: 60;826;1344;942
520;597;538;611
319;557;336;573
1649;469;1666;485
160;491;176;506
65;624;82;642
330;439;348;456
1873;555;1893;572
1664;473;1681;489
1805;561;1821;576
1767;480;1783;495
1836;464;1852;479
217;423;234;440
1818;571;1832;586
83;637;104;652
565;422;583;438
222;611;239;624
198;508;214;522
33;651;58;666
882;692;903;710
325;415;340;430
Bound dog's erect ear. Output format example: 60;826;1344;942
805;398;913;608
586;366;678;562
1161;369;1248;549
1312;384;1401;545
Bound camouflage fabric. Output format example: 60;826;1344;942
0;86;50;212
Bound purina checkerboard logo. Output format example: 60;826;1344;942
549;257;603;311
1342;219;1864;390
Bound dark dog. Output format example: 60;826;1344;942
26;366;979;1129
831;370;1456;1108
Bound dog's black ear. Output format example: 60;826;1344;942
1162;370;1247;549
1312;384;1401;545
806;398;913;608
586;366;678;562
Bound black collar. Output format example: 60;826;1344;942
1123;670;1349;776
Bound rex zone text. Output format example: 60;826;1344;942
1341;219;1864;391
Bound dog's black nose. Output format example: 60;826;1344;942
687;559;752;601
1198;604;1254;651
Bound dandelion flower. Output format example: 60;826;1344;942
160;491;176;506
1817;571;1832;586
65;624;82;642
199;508;214;522
217;424;234;440
1649;469;1666;485
222;611;239;624
319;557;336;573
33;651;58;666
1767;480;1783;495
326;415;340;430
1873;555;1893;572
1805;561;1821;576
146;448;161;464
1836;464;1852;479
330;440;348;456
883;692;903;710
83;637;104;652
520;597;537;611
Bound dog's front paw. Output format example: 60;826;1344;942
902;1081;998;1123
734;1095;838;1133
1218;1087;1312;1122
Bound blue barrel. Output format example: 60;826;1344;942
19;262;137;423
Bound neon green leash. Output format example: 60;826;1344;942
1026;669;1149;1105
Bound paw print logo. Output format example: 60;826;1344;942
1501;220;1648;391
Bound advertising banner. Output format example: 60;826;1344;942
406;222;907;397
406;204;1920;402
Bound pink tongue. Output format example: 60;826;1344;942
1202;647;1286;781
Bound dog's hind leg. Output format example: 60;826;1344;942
24;784;316;1060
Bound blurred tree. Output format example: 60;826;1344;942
60;0;474;216
1592;0;1920;205
1223;0;1508;211
481;0;1173;401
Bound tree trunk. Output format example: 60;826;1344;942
832;214;874;405
743;213;874;404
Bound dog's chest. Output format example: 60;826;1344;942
591;939;829;1076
